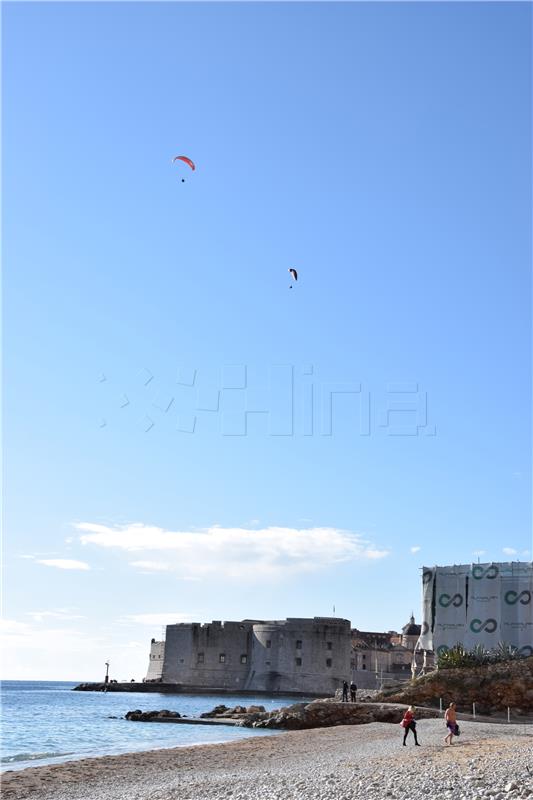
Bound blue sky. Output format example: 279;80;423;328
2;2;531;680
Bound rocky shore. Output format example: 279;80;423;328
377;657;533;714
122;701;440;729
3;719;531;800
237;699;440;729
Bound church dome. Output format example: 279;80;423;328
402;614;421;636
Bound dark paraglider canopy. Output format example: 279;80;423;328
288;268;298;288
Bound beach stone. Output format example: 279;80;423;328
201;705;230;718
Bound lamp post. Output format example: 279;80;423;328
104;660;110;685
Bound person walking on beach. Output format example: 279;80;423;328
444;702;457;745
401;706;420;746
350;681;357;702
342;680;349;702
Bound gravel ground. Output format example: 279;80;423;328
2;719;532;800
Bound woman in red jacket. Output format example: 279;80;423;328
401;706;420;746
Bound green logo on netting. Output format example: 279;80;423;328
472;565;499;580
504;590;531;605
438;593;463;608
469;618;497;633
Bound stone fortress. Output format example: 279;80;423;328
144;563;532;694
146;617;351;695
145;614;424;693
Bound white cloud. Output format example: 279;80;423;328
0;618;98;648
0;619;32;636
410;546;421;554
130;561;201;579
130;560;172;572
36;559;91;570
26;610;85;622
77;522;390;580
123;613;197;626
502;547;518;556
365;549;390;559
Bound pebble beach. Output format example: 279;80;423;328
2;719;532;800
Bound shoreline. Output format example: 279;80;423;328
1;730;281;775
2;719;531;800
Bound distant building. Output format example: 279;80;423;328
391;613;422;649
146;617;352;695
351;614;434;689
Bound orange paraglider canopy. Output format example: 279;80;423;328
172;156;196;171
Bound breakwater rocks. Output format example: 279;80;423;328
72;682;321;696
375;657;533;714
201;704;266;718
125;709;181;721
74;682;180;693
237;700;439;730
124;705;267;726
123;701;438;730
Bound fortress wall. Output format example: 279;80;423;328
145;639;165;681
161;624;194;683
151;617;352;694
162;621;255;688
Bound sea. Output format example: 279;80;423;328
1;681;304;772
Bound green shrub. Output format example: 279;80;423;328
437;642;523;670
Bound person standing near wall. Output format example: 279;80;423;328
350;681;357;702
342;680;349;702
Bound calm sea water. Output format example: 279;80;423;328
1;681;302;771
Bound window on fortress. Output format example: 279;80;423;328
362;665;366;670
327;642;332;650
295;658;302;667
197;653;204;664
240;655;248;664
326;659;332;668
219;654;226;663
296;640;302;650
266;640;271;648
